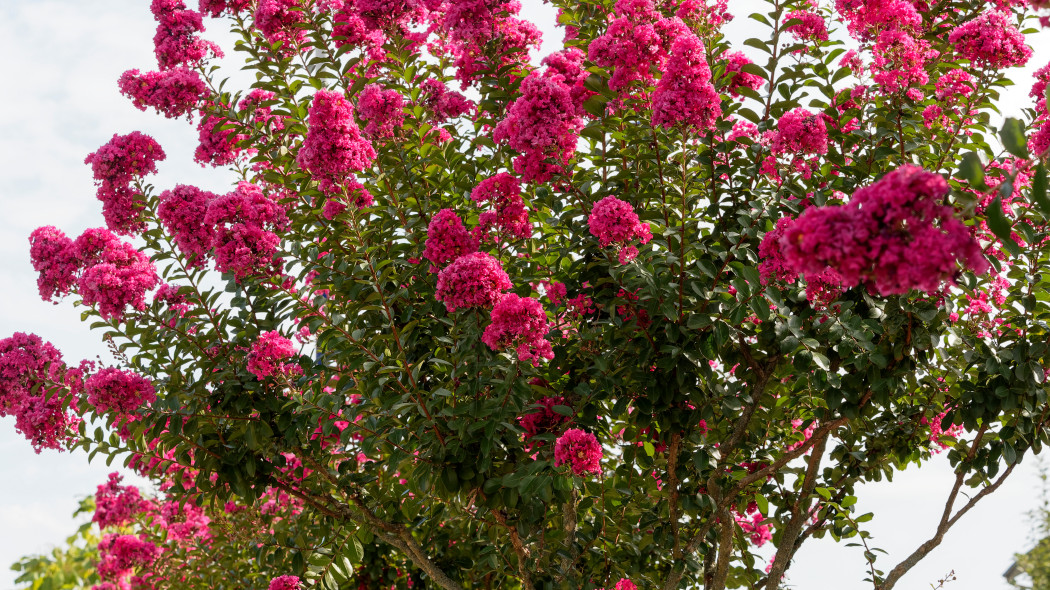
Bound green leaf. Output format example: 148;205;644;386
755;493;769;515
551;405;575;417
1003;442;1017;465
1031;164;1050;217
582;95;608;118
743;38;772;54
999;118;1029;159
812;352;830;371
346;536;364;564
956;152;986;188
985;196;1021;255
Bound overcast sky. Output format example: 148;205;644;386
0;1;1048;589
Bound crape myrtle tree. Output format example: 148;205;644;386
5;0;1050;588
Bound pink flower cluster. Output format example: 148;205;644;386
735;509;773;546
785;418;818;452
85;368;157;417
934;69;975;103
541;47;594;107
1031;61;1050;156
803;268;846;310
758;217;798;285
835;0;934;95
269;575;302;590
96;534;160;583
199;0;252;17
949;11;1032;70
29;227;80;301
0;333;81;453
835;0;922;41
613;580;638;590
357;84;405;138
31;226;160;322
349;0;428;33
442;0;514;43
775;165;988;295
154;284;191;323
423;209;479;267
870;29;936;96
471;173;531;241
435;252;512;311
588;0;689;92
724;52;764;97
94;472;152;529
770;108;828;155
518;396;570;440
78;245;160;323
247;331;298;379
158;498;212;543
240;88;283;129
159;183;288;279
298;90;376;193
331;1;390;60
493;49;586;183
554;428;602;475
588;196;652;264
421;78;474;122
785;7;828;43
652;32;722;131
84;132;166;235
923;411;964;452
157;184;219;266
254;0;307;47
195;90;282;167
204;182;290;280
152;0;222;69
676;0;731;28
437;0;542;85
118;67;208;120
482;294;554;365
195;112;240;166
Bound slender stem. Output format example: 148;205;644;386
764;433;828;588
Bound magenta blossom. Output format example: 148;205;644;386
269;575;302;590
247;331;297;379
423;209;479;267
94;472;151;529
771;108;828;155
588;196;652;246
652;32;721;130
434;252;512;311
778;165;988;295
949;11;1032;70
118;67;208;119
298;89;376;193
482;294;554;366
554;428;602;475
85;368;157;417
519;396;571;440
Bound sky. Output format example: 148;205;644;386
0;1;1047;589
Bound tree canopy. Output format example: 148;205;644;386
5;0;1050;589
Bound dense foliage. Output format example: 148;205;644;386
6;0;1050;589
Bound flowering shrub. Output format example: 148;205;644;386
7;1;1050;590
